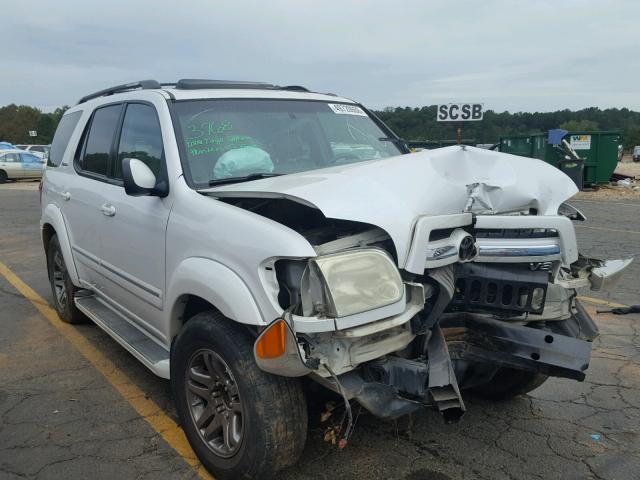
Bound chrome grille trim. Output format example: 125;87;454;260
478;244;561;258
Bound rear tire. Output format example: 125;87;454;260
469;368;548;400
171;312;307;480
47;234;85;324
0;170;7;183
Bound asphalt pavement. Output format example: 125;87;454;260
1;181;639;480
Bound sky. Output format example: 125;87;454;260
3;0;639;112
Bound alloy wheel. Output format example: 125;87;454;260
185;349;244;458
52;250;67;310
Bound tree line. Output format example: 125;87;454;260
0;104;68;145
1;103;639;149
375;106;640;150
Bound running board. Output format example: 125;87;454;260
74;294;170;378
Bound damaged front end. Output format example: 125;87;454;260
213;146;633;428
254;230;630;427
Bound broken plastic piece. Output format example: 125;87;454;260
589;258;633;291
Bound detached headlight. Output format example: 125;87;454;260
301;249;404;318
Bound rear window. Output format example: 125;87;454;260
48;111;82;167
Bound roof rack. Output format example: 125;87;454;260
279;85;310;92
170;79;310;92
172;79;276;90
77;79;312;104
77;80;161;104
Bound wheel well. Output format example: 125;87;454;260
42;223;56;255
170;294;220;340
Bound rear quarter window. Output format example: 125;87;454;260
48;111;82;167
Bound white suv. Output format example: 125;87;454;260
41;79;631;479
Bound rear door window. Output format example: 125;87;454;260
1;153;20;163
79;104;122;176
114;103;163;179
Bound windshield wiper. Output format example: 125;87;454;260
207;172;284;187
379;137;406;144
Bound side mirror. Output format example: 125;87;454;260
558;202;587;221
122;158;167;197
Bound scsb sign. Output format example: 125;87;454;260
437;103;483;122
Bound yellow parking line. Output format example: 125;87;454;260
578;295;627;309
0;261;213;480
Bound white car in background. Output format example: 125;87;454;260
0;149;45;182
15;144;50;159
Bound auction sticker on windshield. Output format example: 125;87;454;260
328;103;367;116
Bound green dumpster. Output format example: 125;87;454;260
499;135;536;158
499;131;621;185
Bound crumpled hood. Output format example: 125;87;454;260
205;145;578;262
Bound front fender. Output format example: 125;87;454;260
167;257;264;333
40;204;79;285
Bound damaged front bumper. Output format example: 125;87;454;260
441;309;595;382
311;301;597;421
255;246;631;424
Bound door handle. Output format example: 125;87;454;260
100;204;116;217
61;191;71;201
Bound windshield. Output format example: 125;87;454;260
172;99;403;187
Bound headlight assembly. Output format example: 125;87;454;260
301;249;404;318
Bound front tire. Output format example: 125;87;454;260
171;312;307;480
469;367;548;400
47;234;85;324
0;170;7;183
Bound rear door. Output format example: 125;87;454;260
62;103;123;288
0;153;22;178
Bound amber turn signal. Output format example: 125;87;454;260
255;319;287;359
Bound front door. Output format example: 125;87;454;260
94;102;171;343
